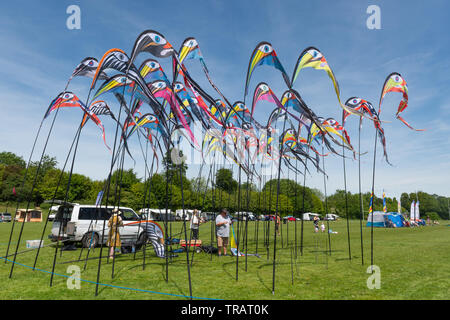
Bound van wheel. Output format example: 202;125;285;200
82;232;99;248
135;233;147;250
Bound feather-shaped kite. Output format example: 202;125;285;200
174;82;210;129
379;72;424;131
346;97;391;164
93;74;137;100
148;80;198;147
45;92;111;151
129;30;174;65
175;37;234;109
225;101;251;127
71;57;107;81
291;47;339;94
139;59;171;85
44;92;89;119
291;47;371;120
251;83;309;131
178;37;206;68
81;100;117;128
245;42;290;98
91;49;131;89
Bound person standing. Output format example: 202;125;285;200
275;215;281;236
215;208;232;257
313;215;320;233
107;208;123;259
190;209;202;240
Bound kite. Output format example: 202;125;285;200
244;42;290;97
93;74;137;100
148;80;199;147
139;59;171;85
291;47;370;120
44;92;112;151
345;97;391;165
91;48;131;89
379;72;424;131
70;57;107;81
44;92;89;119
129;30;174;65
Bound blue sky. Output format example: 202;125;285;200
0;0;449;200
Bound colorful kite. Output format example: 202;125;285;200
244;42;290;97
379;72;424;131
44;92;89;119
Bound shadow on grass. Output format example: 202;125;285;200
256;262;273;293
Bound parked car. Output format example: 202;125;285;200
0;212;12;222
50;203;146;248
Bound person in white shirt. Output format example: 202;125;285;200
190;209;203;240
215;208;232;256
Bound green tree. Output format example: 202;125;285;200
0;151;26;168
215;168;238;193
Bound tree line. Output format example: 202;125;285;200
0;151;448;220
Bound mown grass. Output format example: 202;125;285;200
0;218;449;300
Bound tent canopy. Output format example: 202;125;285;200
367;211;405;227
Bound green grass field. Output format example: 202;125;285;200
0;217;449;300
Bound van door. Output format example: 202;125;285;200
51;205;73;239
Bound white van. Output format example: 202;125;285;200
50;203;146;248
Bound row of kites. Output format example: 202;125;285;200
44;29;423;177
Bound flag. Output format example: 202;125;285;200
369;192;374;214
12;186;16;196
397;200;401;214
410;200;416;221
415;201;420;220
383;191;387;213
95;190;104;206
230;225;244;257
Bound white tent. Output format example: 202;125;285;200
367;211;386;227
175;209;198;221
139;208;173;221
303;213;320;221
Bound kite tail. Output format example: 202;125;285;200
396;115;425;132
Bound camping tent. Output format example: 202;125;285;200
367;212;405;228
384;213;405;227
366;211;387;227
